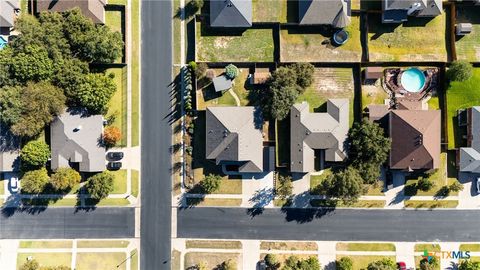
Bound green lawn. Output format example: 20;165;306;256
368;13;448;61
106;67;128;147
131;0;140;146
186;198;242;206
173;0;181;64
280;16;362;62
415;244;441;252
77;240;129;248
0;179;4;195
336;256;396;270
337;243;396;252
172;250;181;270
428;96;441;110
460;244;480;252
455;6;480;61
186;240;242;250
76;252;126;270
196;22;274;62
108;0;126;4
310;199;386;208
21;198;80;207
405;200;459;209
252;0;286;22
214;180;242;194
309;169;332;195
131;170;139;197
17;253;72;270
131;249;139;270
19;241;72;249
110;169;127;194
105;10;124;63
446;68;480;149
361;81;389;111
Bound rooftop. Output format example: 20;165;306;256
36;0;107;24
459;107;480;173
210;0;252;28
0;0;19;28
298;0;351;28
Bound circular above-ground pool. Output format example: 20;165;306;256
333;30;349;46
400;68;426;93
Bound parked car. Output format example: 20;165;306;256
107;162;122;171
257;260;266;270
476;178;480;194
397;262;406;270
107;151;124;161
10;177;19;193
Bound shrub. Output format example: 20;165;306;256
218;259;236;270
21;168;50;194
103;126;122;147
201;174;222;193
51;167;81;191
447;60;473;82
367;258;396;270
85;171;114;200
420;257;439;270
188;61;197;72
19;259;39;270
336;257;353;270
225;64;239;79
449;181;464;192
459;259;480;270
417;177;434;191
276;174;293;200
264;254;280;270
20;140;50;169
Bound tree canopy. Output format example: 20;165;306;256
51;167;81;191
21;168;50;194
75;73;117;114
336;257;353;270
447;60;473;82
200;174;222;194
20;140;50;169
86;172;114;200
323;166;363;203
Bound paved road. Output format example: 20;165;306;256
178;208;480;242
140;0;173;269
0;207;135;239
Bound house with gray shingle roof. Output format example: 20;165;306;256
458;107;480;173
0;124;20;173
0;0;19;29
290;99;349;173
206;106;263;173
50;111;105;172
298;0;351;28
382;0;442;23
210;0;252;27
36;0;107;24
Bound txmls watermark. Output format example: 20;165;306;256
422;250;471;261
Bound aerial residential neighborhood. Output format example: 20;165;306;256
0;0;479;269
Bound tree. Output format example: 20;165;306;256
449;181;464;192
417;177;434;191
192;0;204;10
419;257;439;270
225;64;239;80
51;167;81;191
276;174;293;200
0;85;23;125
200;174;222;193
103;126;122;147
20;140;50;169
19;259;39;270
52;58;89;102
75;73;116;114
336;257;353;270
10;45;54;83
265;254;280;270
348;119;390;184
297;257;320;270
323;167;363;203
283;255;300;270
289;63;314;90
21;168;50;194
85;171;114;200
447;60;473;82
270;85;298;120
367;258;396;270
459;260;480;270
0;47;15;87
269;67;298;91
218;259;236;270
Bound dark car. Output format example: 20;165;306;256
107;152;124;161
107;162;122;170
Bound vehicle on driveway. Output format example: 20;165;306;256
397;262;406;270
107;152;124;161
476;178;480;194
107;162;122;171
10;177;19;193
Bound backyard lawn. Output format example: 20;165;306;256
105;9;125;63
446;68;480;149
361;79;389;111
106;67;128;147
196;22;274;62
367;13;448;61
455;6;480;61
280;16;362;62
252;0;287;22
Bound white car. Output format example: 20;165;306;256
476;178;480;194
10;177;19;193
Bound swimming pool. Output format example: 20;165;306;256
400;68;426;93
0;36;7;49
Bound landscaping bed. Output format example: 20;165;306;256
455;6;480;61
336;243;396;252
414;256;440;270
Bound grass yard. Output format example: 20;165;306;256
110;169;127;194
296;68;356;126
19;241;72;249
76;252;126;270
105;10;125;63
253;0;287;22
336;255;396;270
404;200;459;209
309;169;332;195
260;241;318;251
404;153;458;196
446;68;480;149
17;253;72;270
106;67;128;147
336;243;396;252
361;79;389;111
460;244;480;252
310;199;386;208
0;178;4;195
172;250;181;270
367;13;448;61
184;252;240;270
280;16;362;62
455;6;480;61
186;198;242;206
196;22;274;62
131;249;139;270
186;240;242;249
84;198;130;206
428;96;441;110
131;170;139;197
77;240;129;248
21;198;79;207
173;0;181;64
415;244;441;252
131;0;140;146
196;68;250;110
108;0;126;4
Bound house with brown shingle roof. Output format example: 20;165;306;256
458;107;480;173
389;109;441;171
36;0;107;24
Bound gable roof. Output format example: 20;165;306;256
50;111;105;172
0;124;20;172
0;0;19;28
290;99;349;173
389;109;440;170
36;0;107;24
206;106;263;173
382;0;442;22
459;107;480;173
210;0;252;27
298;0;351;28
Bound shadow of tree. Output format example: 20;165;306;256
246;187;274;218
173;1;200;21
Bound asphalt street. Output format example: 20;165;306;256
140;0;173;269
0;207;135;239
178;208;480;242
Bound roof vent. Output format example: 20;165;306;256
73;125;82;132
